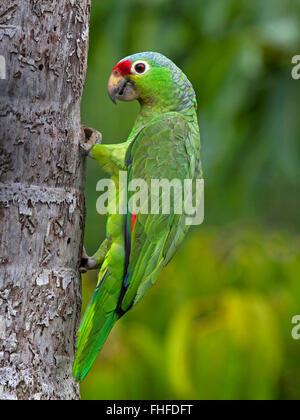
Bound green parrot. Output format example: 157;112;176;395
73;52;203;381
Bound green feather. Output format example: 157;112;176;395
72;268;120;381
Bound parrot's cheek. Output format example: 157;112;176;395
117;82;139;102
108;72;138;104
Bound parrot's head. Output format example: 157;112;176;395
108;52;196;111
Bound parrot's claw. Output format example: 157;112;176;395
79;246;97;273
80;126;102;155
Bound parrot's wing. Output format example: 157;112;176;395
119;112;199;313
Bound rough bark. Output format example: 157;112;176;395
0;0;91;400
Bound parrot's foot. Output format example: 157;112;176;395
80;126;102;155
79;246;97;273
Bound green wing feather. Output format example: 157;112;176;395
121;112;198;311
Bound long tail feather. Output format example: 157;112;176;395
72;277;119;382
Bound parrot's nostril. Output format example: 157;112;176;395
118;81;128;97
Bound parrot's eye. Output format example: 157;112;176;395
135;63;145;73
131;60;150;75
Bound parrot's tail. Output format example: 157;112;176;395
72;277;119;382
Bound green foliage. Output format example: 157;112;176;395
80;0;300;400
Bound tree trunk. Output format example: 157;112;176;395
0;0;91;400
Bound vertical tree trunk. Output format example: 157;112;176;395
0;0;91;400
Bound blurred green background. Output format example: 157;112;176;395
79;0;300;400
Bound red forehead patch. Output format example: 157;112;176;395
112;59;131;76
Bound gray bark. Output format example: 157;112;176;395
0;0;91;400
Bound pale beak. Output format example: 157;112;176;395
107;71;127;104
107;70;138;104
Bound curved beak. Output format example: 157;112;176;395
107;71;127;104
107;70;138;104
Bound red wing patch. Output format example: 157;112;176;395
131;212;137;234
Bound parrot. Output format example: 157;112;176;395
73;52;203;381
